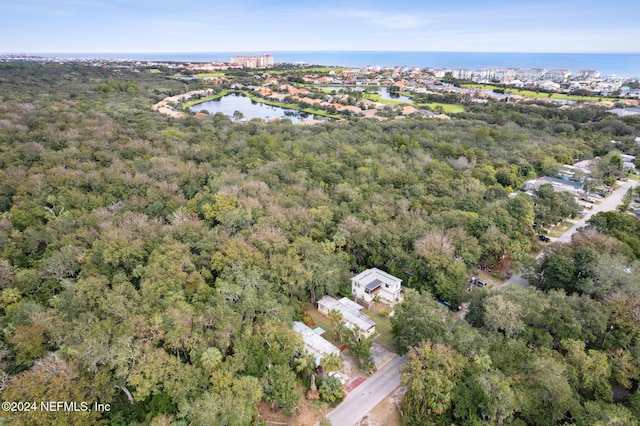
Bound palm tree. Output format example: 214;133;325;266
320;352;343;372
200;347;223;372
294;350;316;379
327;309;343;340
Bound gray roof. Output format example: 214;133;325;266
365;279;383;291
293;321;340;366
352;268;402;288
541;176;583;189
318;296;376;332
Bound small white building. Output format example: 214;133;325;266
351;268;402;303
317;296;376;338
293;321;341;366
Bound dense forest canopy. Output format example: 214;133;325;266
0;62;640;425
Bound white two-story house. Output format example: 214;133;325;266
351;268;402;304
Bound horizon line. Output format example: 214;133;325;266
4;50;640;56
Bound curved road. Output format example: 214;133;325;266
504;179;639;287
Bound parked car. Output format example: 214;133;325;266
474;279;487;287
470;277;487;287
327;371;346;385
538;235;551;242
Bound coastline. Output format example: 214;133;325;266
7;51;640;78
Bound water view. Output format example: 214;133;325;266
321;86;414;103
189;93;319;123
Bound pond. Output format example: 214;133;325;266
321;86;414;103
189;93;320;123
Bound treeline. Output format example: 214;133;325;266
0;62;639;424
393;281;640;425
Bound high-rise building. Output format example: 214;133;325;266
229;54;274;69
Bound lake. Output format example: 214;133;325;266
321;86;414;103
189;93;320;123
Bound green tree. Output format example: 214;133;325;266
345;326;373;371
2;354;111;426
199;347;223;373
521;354;579;426
180;374;262;426
561;339;612;401
327;309;343;340
483;294;525;338
320;352;343;372
392;289;451;354
262;364;299;416
319;375;345;403
477;369;520;425
402;341;467;425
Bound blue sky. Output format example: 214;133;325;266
2;0;639;53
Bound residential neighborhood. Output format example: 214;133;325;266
143;55;640;124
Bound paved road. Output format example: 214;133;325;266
555;179;638;243
324;355;407;426
503;179;639;287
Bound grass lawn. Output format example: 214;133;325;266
314;88;465;113
362;301;396;351
369;312;394;351
548;220;575;238
417;102;465;114
460;83;616;102
194;72;227;78
181;90;232;109
305;308;343;348
363;93;407;105
306;303;396;351
269;67;346;74
147;69;163;74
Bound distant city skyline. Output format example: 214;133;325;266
2;0;639;54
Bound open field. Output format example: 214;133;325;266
418;102;465;113
193;72;227;78
460;83;617;102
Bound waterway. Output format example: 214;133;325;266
321;86;414;103
189;93;320;123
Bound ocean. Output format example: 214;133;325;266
35;51;640;79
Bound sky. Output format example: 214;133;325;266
1;0;639;54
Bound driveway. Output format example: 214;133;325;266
322;355;407;426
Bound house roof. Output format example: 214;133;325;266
366;279;383;292
352;268;402;289
293;321;340;365
318;296;376;332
